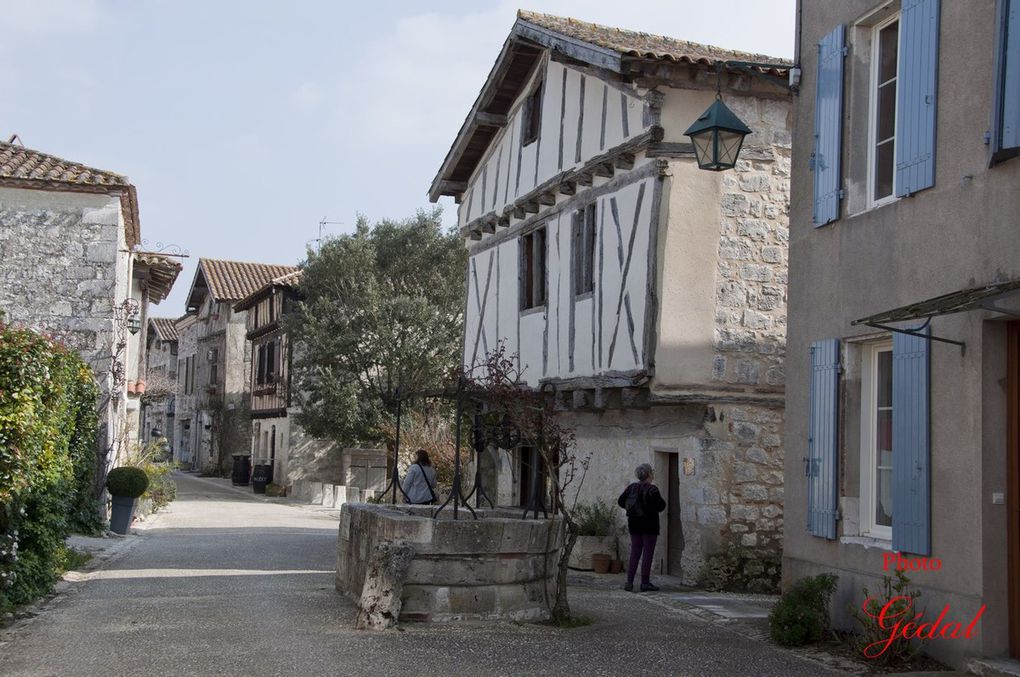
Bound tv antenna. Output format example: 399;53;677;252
310;217;343;252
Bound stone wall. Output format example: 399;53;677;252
0;186;130;467
711;99;791;390
561;400;784;590
336;503;562;622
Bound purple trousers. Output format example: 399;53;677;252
627;533;658;585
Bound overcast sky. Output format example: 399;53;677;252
1;0;795;314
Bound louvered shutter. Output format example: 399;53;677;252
998;0;1020;151
892;327;931;555
895;0;940;196
807;339;841;539
812;25;845;226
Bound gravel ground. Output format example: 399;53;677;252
0;472;847;677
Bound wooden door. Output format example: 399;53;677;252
667;453;685;576
1008;322;1020;658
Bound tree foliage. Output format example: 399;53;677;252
288;208;467;447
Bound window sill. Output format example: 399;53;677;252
840;535;893;551
847;196;899;220
573;291;593;302
520;305;546;317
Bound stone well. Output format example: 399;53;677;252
336;503;563;622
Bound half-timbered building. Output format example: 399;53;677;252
431;11;793;585
176;258;298;474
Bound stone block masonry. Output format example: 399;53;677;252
336;503;563;623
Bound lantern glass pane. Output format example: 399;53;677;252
691;131;715;168
717;130;745;168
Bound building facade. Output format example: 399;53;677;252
140;317;180;452
0;140;179;476
786;0;1020;666
432;12;793;586
175;258;298;474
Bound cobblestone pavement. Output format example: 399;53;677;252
0;473;848;677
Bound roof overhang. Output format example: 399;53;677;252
852;279;1020;350
428;15;791;204
428;26;545;203
134;252;182;304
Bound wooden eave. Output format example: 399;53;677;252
428;29;546;203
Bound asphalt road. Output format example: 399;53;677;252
0;473;844;677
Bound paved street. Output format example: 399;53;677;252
0;474;844;677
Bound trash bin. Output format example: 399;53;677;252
252;463;273;494
231;454;251;486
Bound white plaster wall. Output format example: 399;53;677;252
459;60;648;228
463;174;655;385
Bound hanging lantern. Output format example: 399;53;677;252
683;97;752;171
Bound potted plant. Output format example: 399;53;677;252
106;466;149;534
569;499;619;571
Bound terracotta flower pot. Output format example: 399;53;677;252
135;380;146;394
592;553;612;574
610;559;624;574
126;381;136;394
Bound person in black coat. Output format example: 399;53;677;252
617;463;667;592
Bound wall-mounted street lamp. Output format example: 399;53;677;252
684;59;793;172
684;96;752;171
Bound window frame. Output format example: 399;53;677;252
573;203;596;297
860;339;894;541
519;226;547;311
993;0;1020;163
521;81;543;147
867;12;902;209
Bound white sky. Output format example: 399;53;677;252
0;0;795;313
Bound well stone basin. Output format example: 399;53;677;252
336;503;563;622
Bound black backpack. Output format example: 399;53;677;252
624;484;645;518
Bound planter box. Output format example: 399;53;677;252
568;535;617;571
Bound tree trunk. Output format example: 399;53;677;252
552;526;578;622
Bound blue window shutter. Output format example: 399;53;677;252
892;326;931;555
895;0;940;196
813;25;845;226
808;339;841;539
996;0;1020;151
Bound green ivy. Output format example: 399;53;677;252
0;322;102;612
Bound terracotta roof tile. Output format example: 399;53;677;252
198;258;300;302
148;317;179;343
517;11;791;73
233;269;303;311
0;140;129;187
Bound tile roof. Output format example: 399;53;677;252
148;317;179;343
0;140;129;187
233;269;303;311
196;258;300;303
517;10;791;74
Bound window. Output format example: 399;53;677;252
870;15;899;205
573;204;596;296
266;341;277;384
209;362;218;387
995;0;1020;161
520;227;547;310
521;81;543;147
860;341;894;540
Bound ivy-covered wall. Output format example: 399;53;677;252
0;319;103;611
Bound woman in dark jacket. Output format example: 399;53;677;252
617;463;667;592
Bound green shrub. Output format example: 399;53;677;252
574;499;617;537
106;467;149;498
768;573;839;647
848;569;925;665
0;323;101;611
123;442;176;511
